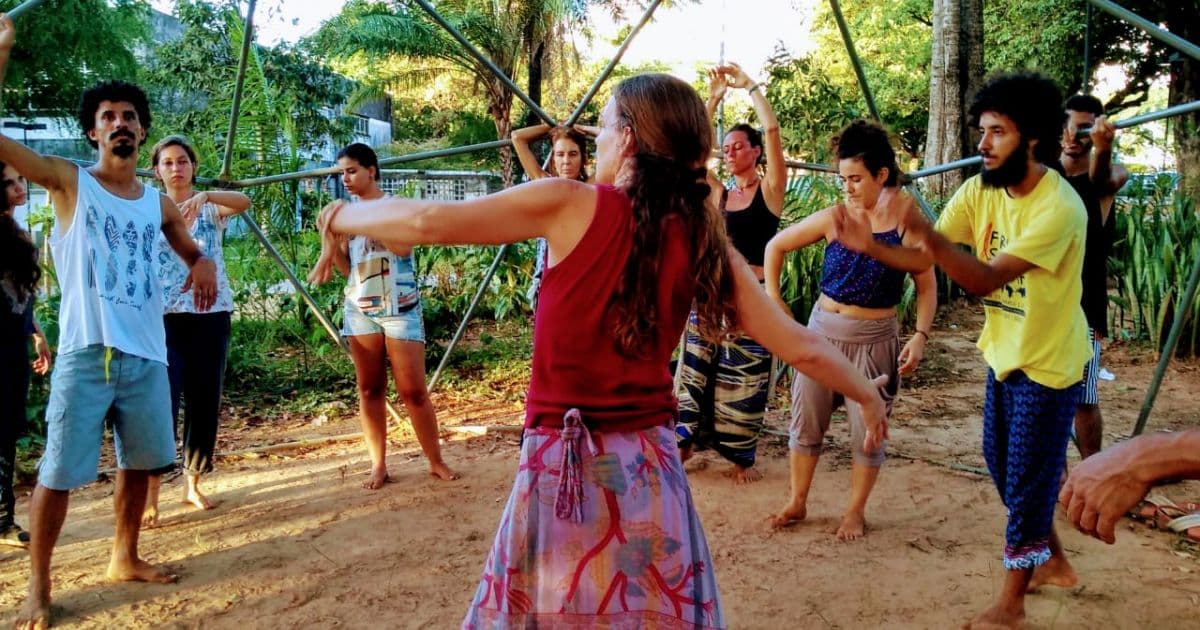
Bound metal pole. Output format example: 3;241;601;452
1076;99;1200;139
409;0;557;127
219;0;257;180
828;0;881;122
564;0;663;126
717;0;726;142
240;215;344;349
1082;2;1093;93
228;139;513;189
907;156;983;181
427;244;510;391
904;183;938;221
1131;250;1200;436
909;100;1200;179
785;159;838;174
7;0;48;20
1086;0;1200;63
707;150;837;174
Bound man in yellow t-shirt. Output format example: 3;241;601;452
827;72;1091;630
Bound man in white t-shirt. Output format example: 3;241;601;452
0;15;217;629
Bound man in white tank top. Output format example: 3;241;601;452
0;17;218;629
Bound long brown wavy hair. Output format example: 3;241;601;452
609;74;736;356
0;160;40;305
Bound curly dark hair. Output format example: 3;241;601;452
0;162;40;305
832;119;900;186
78;81;152;149
968;72;1065;166
610;74;736;356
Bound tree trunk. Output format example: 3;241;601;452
923;0;982;200
1166;6;1199;197
488;82;515;188
524;40;546;130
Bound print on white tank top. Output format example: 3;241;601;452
51;168;167;363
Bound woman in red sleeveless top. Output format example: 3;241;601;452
311;74;890;629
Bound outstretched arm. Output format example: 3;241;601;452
732;253;889;453
0;14;77;217
326;177;592;249
511;124;551;181
830;199;931;272
1060;429;1200;544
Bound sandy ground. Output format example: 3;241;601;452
2;304;1199;629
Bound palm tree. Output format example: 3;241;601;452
312;0;586;186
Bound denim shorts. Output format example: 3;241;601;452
341;300;425;343
39;345;176;490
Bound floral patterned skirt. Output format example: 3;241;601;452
462;417;725;629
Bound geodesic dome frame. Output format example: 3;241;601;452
11;0;1200;436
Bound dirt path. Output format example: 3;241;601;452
2;304;1198;628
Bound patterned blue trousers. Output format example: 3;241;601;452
676;311;771;468
983;369;1080;570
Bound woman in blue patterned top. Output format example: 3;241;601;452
142;135;251;526
763;120;937;540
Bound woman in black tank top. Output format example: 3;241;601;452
675;61;786;484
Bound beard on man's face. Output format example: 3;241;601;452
110;130;138;159
980;138;1030;188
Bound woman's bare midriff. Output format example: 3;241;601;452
817;293;896;320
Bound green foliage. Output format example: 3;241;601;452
142;0;354;182
983;0;1087;95
1;0;150;116
418;242;536;338
762;0;932;162
1109;183;1200;356
763;54;863;163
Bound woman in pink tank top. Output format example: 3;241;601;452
311;74;891;629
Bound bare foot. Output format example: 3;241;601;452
106;557;178;584
733;464;763;484
1027;555;1077;592
768;502;807;529
363;467;391;490
141;505;160;528
183;488;216;511
15;587;50;630
835;510;868;541
429;461;460;481
962;603;1025;629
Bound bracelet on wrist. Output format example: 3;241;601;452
914;330;930;341
748;82;763;94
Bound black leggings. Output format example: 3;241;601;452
165;311;232;476
0;341;30;527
